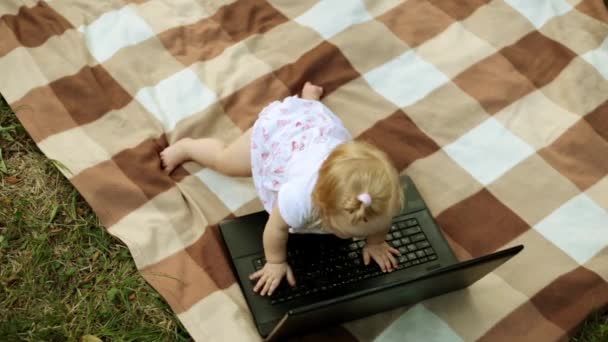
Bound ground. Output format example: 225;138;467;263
0;96;189;341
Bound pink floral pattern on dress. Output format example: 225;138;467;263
250;96;352;213
277;119;290;127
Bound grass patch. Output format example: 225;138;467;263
0;92;606;341
572;311;608;342
0;96;190;341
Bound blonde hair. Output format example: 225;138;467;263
312;141;404;236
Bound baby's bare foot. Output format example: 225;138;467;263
302;82;323;100
160;138;192;174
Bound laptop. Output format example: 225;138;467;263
219;175;523;340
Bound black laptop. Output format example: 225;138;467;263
219;175;523;340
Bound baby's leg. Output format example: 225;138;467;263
301;82;323;100
160;128;252;177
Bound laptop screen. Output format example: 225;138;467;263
265;245;523;341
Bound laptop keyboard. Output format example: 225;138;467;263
252;217;437;305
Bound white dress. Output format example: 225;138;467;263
250;96;352;232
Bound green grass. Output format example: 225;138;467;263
0;97;190;341
573;312;608;342
0;94;606;341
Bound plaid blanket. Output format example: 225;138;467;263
1;0;607;340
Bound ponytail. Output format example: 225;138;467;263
312;141;403;231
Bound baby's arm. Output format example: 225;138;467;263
249;204;296;296
262;204;289;263
363;230;400;272
366;231;386;245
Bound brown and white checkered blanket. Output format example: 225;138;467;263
1;0;607;340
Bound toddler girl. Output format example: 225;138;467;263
160;82;404;296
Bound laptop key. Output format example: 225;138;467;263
429;254;438;261
385;233;393;240
407;244;417;252
419;257;428;263
407;252;417;260
412;259;420;265
411;233;426;242
401;237;411;245
348;243;358;250
398;255;408;263
392;239;402;247
357;240;366;248
348;252;358;259
307;270;321;279
392;231;403;238
424;248;435;256
407;219;418;227
403;226;422;235
398;246;408;254
416;250;426;258
415;241;430;249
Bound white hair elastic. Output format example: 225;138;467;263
357;193;372;207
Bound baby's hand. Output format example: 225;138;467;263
362;241;400;272
249;262;296;296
